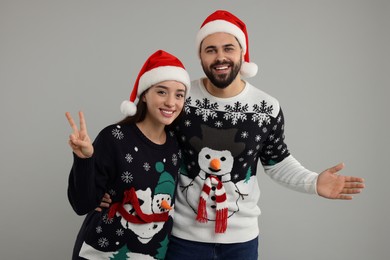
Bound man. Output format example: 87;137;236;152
164;10;365;260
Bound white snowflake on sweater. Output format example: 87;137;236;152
241;131;249;139
143;162;151;171
112;128;124;140
184;97;192;114
116;228;124;236
215;121;223;128
224;102;248;125
121;171;133;183
96;226;102;233
125;153;133;163
184;120;191;127
102;213;113;224
172;154;178;166
98;237;109;248
195;98;219;122
108;189;116;196
252;100;273;127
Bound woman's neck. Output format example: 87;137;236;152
136;120;166;145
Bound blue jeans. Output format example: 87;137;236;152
165;235;259;260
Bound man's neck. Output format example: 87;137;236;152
203;76;245;98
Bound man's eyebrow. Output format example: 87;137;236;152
204;43;236;50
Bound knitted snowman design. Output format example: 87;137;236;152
117;162;175;244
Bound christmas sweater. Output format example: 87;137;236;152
68;123;181;259
171;79;319;243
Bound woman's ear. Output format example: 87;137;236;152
141;91;148;102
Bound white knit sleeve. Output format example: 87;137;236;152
263;155;319;195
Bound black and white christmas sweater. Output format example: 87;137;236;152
171;78;319;243
68;123;181;259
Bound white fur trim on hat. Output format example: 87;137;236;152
138;65;191;99
196;20;247;56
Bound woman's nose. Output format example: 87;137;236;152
164;94;175;107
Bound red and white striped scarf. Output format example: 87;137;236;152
196;175;228;233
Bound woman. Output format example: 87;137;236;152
66;50;190;259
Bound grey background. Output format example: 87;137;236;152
1;0;388;259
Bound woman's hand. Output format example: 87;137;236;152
65;111;94;158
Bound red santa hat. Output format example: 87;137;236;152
195;10;258;78
120;50;191;116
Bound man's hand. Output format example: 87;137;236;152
317;163;365;200
95;193;112;212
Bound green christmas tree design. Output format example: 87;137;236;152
244;166;252;183
110;244;130;259
155;235;169;260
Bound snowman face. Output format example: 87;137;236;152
152;193;172;213
198;147;234;177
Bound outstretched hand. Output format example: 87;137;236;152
317;163;365;200
65;111;94;158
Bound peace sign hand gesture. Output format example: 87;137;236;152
65;111;94;159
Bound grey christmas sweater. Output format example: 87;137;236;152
68;123;181;259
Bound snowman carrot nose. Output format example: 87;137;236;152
210;158;221;170
161;200;172;210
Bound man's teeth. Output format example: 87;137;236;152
216;66;228;70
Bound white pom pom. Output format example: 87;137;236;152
120;100;137;116
240;62;258;78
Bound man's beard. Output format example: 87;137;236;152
202;59;241;89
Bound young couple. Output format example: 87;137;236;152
66;10;365;260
